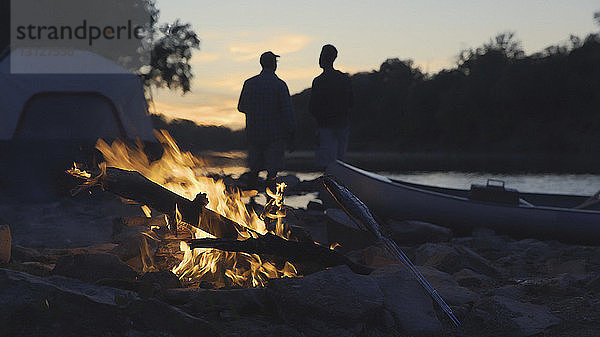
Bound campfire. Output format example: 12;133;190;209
68;130;325;288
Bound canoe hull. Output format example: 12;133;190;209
327;161;600;245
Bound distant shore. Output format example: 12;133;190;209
200;150;600;174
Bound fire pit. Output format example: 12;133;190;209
67;130;363;290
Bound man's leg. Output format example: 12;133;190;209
336;125;350;161
315;128;338;170
247;143;265;189
264;140;285;193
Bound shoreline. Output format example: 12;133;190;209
201;150;600;174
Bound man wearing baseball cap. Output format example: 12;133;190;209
238;51;296;191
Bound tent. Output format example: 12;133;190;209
0;50;155;142
0;50;156;198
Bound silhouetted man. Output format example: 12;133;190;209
238;51;296;189
309;44;353;170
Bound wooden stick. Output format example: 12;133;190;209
70;167;240;239
188;233;374;275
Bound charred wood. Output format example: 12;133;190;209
70;167;240;239
188;233;374;275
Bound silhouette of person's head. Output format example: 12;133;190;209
260;51;279;71
319;44;337;69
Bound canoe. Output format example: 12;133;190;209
326;160;600;245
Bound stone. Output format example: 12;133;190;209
0;268;218;336
492;285;526;299
306;200;325;211
476;296;560;336
10;244;45;263
418;266;480;306
326;208;377;251
370;264;443;335
415;243;501;277
385;219;452;244
164;287;268;318
109;226;159;271
52;253;138;283
453;268;493;287
278;174;301;190
268;265;384;335
586;274;600;293
0;225;11;263
139;270;182;290
546;258;587;276
345;243;399;268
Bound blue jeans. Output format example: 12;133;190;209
316;125;350;169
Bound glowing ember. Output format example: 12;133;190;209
141;205;152;218
94;130;299;287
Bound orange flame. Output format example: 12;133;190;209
95;130;299;287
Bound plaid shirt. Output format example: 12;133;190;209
238;70;296;144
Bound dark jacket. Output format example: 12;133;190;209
309;69;353;128
238;70;296;143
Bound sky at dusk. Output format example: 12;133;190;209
152;0;599;130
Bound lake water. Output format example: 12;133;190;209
282;171;600;195
239;169;600;209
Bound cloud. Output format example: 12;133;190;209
191;52;221;64
193;75;245;92
229;34;313;61
277;66;320;81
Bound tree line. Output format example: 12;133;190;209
159;12;600;155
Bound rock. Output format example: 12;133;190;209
414;243;463;273
345;243;399;268
10;244;45;263
471;227;497;237
370;264;442;335
517;274;588;296
268;265;384;335
453;268;492;287
164;287;268;318
16;261;54;277
492;285;526;299
586;274;600;293
326;208;377;251
476;296;560;336
0;268;218;336
546;258;587;276
415;243;501;277
451;234;511;261
139;270;182;290
385;219;452;244
289;225;313;242
53;253;138;283
418;266;480;306
294;178;321;193
306;200;325;211
109;227;159;271
279;174;301;190
0;225;11;263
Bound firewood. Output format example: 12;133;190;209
188;233;374;275
70;167;240;239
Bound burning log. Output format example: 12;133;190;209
69;166;240;239
188;233;374;275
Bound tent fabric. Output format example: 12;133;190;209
0;50;155;141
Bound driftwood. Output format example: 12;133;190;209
71;167;240;239
188;233;374;275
